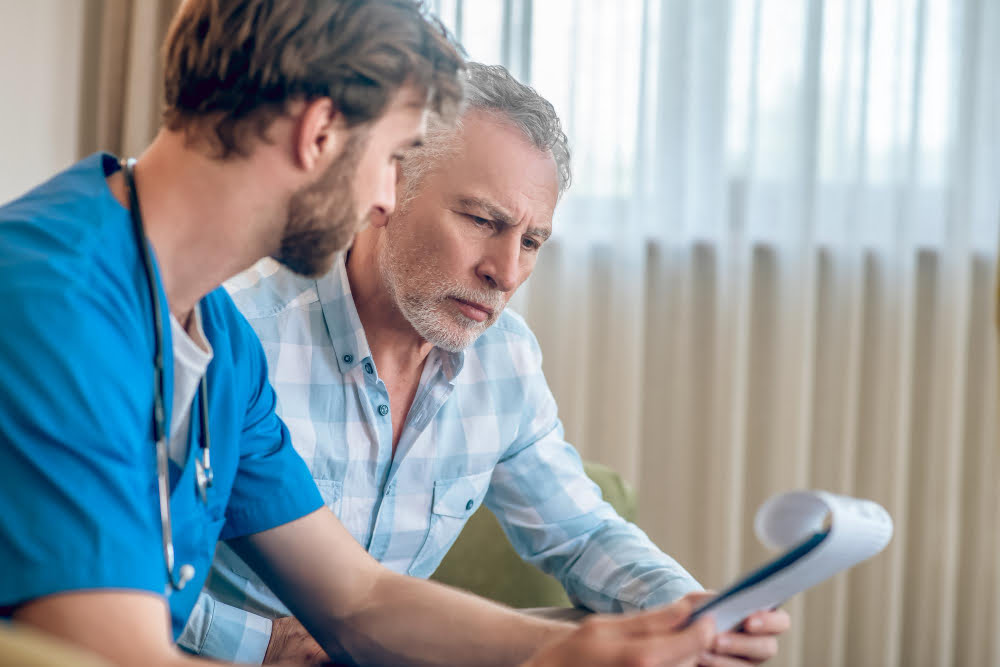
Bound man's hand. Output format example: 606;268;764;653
523;594;716;667
694;599;790;667
263;616;328;665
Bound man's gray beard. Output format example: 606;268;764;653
378;238;504;353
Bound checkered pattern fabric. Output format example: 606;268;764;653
179;256;701;662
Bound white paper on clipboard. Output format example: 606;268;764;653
689;490;893;632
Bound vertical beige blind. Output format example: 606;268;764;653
79;0;179;159
518;242;998;667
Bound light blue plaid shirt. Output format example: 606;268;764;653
179;255;701;661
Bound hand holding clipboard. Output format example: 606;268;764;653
688;490;893;632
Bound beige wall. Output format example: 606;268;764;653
0;1;89;203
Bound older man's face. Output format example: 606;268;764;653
378;109;559;351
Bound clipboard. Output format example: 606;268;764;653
686;490;893;632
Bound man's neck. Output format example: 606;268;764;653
345;235;434;376
107;131;288;321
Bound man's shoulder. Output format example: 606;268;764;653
0;154;148;344
0;153;126;283
224;258;321;320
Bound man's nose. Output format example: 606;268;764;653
478;238;521;292
370;163;397;219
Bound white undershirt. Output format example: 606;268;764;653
168;305;214;467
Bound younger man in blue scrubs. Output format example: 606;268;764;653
0;1;718;665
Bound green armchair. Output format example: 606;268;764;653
430;461;638;608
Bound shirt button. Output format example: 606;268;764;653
364;362;374;374
343;354;353;364
378;404;389;416
465;499;474;511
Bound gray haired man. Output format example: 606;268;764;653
184;63;789;665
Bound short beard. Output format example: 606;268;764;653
274;130;367;277
378;234;505;352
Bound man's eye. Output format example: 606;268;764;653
522;237;540;251
469;215;493;228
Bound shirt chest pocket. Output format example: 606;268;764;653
407;470;493;577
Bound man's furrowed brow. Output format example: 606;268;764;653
528;225;552;241
456;196;514;226
456;196;552;240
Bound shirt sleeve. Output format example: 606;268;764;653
0;245;166;606
178;591;272;664
484;331;703;612
215;300;323;541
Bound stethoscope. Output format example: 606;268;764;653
123;158;213;593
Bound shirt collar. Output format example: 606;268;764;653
315;253;466;381
437;344;465;383
315;253;373;375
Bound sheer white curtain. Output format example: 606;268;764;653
433;1;1000;665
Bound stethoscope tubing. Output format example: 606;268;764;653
122;158;211;593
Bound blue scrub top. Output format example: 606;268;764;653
0;153;323;638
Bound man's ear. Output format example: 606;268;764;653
294;98;347;172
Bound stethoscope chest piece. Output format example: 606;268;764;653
195;456;213;504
